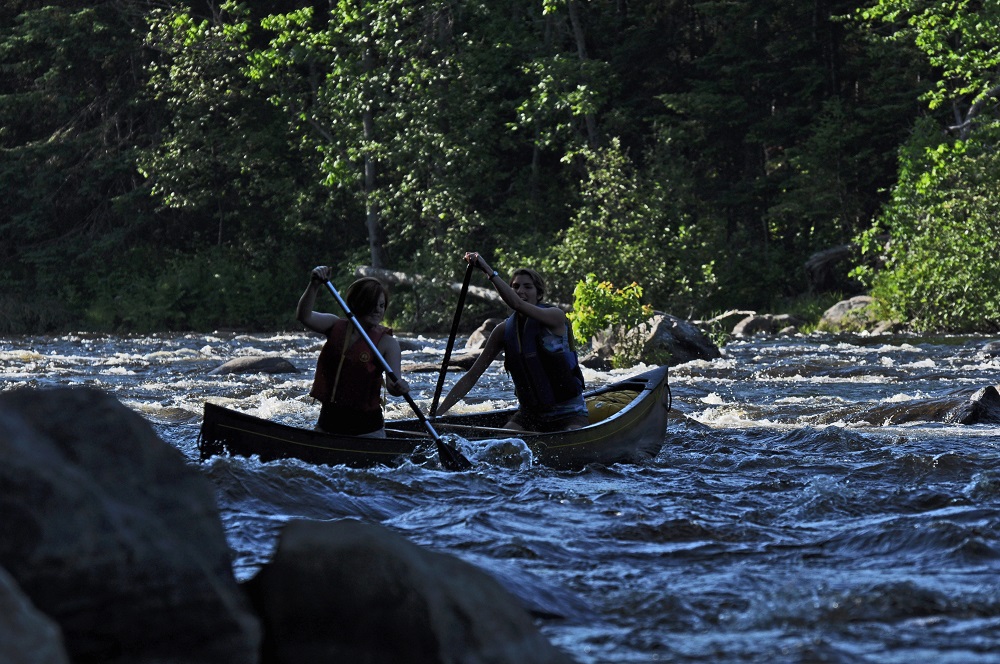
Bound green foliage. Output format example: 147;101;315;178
652;0;927;310
697;315;734;350
0;293;71;335
0;1;960;333
244;0;488;268
547;138;720;316
142;3;349;252
512;54;609;150
853;122;1000;332
854;0;1000;112
849;1;1000;332
81;246;302;332
774;292;848;334
569;274;652;368
0;2;158;299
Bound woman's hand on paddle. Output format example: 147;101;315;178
386;375;410;396
310;265;333;284
464;252;492;276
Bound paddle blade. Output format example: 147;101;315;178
436;439;473;471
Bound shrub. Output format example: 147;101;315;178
569;274;653;367
852;120;1000;332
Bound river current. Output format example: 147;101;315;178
2;330;999;663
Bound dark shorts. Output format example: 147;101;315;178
506;409;590;433
317;402;384;436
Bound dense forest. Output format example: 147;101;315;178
1;0;997;334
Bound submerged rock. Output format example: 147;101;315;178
980;341;1000;357
209;356;300;375
732;313;804;337
841;395;961;426
406;352;482;373
837;385;1000;426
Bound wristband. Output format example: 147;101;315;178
487;269;499;280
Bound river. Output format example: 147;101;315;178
2;330;999;663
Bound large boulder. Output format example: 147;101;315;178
816;296;888;333
244;519;576;664
587;313;721;368
464;318;505;351
643;313;722;364
731;313;805;337
0;387;261;664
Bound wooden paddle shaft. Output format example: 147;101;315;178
431;261;476;416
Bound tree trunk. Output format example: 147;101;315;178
355;266;504;306
363;113;388;269
354;266;572;310
567;0;599;148
362;40;389;269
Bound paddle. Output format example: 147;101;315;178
430;260;476;417
321;280;473;471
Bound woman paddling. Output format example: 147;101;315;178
436;252;588;432
296;266;409;436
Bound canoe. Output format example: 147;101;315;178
198;365;670;470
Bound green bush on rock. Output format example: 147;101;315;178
569;275;653;368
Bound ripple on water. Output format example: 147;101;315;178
966;470;1000;500
817;509;999;566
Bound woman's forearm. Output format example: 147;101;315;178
296;283;318;322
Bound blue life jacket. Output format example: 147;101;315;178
504;308;585;410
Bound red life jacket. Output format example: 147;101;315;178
309;319;390;412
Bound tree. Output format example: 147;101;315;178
0;0;939;332
548;138;719;315
142;3;330;250
851;0;1000;331
0;1;159;329
856;0;1000;138
650;0;925;308
242;0;475;269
